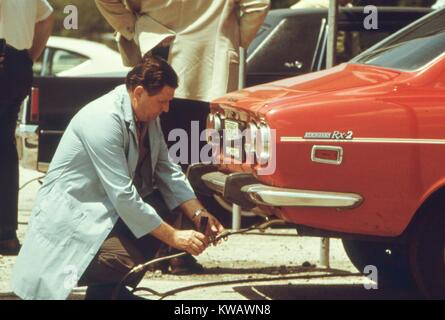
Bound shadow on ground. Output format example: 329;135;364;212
195;265;322;275
233;283;423;300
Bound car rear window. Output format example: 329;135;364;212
247;15;323;75
353;10;445;71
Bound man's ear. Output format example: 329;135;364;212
133;85;145;99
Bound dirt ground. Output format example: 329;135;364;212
0;167;423;300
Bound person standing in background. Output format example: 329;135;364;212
0;0;54;255
95;0;270;170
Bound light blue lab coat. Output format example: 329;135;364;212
11;85;196;299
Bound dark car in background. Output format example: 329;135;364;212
246;6;430;86
16;7;430;172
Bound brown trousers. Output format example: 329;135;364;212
78;190;178;299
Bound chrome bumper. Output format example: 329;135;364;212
193;168;362;209
240;183;363;208
15;124;38;170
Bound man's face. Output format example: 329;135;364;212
131;85;175;122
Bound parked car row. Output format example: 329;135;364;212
246;6;430;86
33;36;130;77
190;8;445;298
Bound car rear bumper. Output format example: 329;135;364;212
187;164;363;209
15;124;38;170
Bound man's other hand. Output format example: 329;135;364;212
172;229;208;256
196;212;225;246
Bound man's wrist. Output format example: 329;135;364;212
192;208;207;220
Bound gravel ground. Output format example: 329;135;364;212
0;167;422;300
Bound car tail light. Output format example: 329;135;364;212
245;121;258;155
206;112;222;144
255;123;271;165
30;87;39;122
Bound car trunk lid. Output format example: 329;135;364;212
213;63;403;113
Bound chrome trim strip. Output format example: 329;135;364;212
311;145;343;165
40;130;64;135
281;137;445;145
316;19;329;71
201;171;363;209
241;184;363;209
247;19;285;64
311;18;327;71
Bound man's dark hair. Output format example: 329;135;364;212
125;53;178;95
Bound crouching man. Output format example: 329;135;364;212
11;54;224;300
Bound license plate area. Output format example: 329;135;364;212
223;119;245;161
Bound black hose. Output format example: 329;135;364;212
111;218;287;300
134;271;363;300
111;252;188;300
19;175;45;190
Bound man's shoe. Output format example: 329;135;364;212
0;238;21;256
169;255;205;275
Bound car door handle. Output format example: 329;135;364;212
284;61;303;69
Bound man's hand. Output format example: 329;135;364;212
172;229;208;256
179;199;226;245
194;211;225;245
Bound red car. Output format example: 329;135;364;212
188;9;445;298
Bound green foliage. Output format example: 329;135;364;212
49;0;112;40
49;0;436;42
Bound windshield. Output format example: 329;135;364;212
353;10;445;71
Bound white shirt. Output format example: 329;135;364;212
291;0;330;9
291;0;352;9
432;0;445;9
0;0;53;50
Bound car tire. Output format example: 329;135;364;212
408;205;445;299
342;239;414;289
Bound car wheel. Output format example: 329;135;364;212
409;205;445;299
342;239;414;288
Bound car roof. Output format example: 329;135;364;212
46;36;121;60
267;6;432;21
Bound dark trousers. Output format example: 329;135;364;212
79;190;177;299
0;45;33;240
